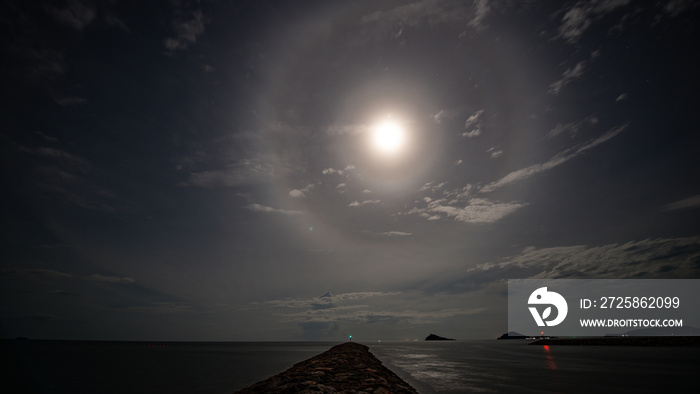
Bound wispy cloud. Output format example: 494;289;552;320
467;236;700;279
469;0;491;30
362;230;413;237
46;0;96;30
548;115;598;138
549;61;586;94
487;147;503;158
481;123;628;193
349;200;380;207
404;122;628;224
462;109;484;138
663;195;700;211
661;0;699;17
409;197;527;224
556;0;631;43
165;9;206;55
246;204;304;216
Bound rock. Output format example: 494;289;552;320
497;332;526;339
234;342;418;393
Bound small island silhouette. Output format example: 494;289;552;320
425;333;455;341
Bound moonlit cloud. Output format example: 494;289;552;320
481;123;628;192
165;9;206;55
462;109;484;137
349;200;380;207
246;204;304;215
288;189;305;198
467;236;700;279
487;147;503;158
549;62;586;94
663;195;700;211
556;0;631;43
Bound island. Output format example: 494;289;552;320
425;333;455;341
234;342;418;393
497;332;526;340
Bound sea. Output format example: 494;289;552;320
2;339;698;393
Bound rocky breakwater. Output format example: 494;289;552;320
234;342;418;394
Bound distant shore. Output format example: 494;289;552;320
531;336;700;346
234;342;418;393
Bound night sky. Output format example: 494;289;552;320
2;1;699;341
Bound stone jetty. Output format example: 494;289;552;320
234;342;418;394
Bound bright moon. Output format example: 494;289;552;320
371;119;406;155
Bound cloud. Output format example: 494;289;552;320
262;291;482;329
165;9;206;55
414;198;527;224
549;61;586;95
557;0;631;43
89;274;135;284
615;93;629;102
468;236;700;279
322;165;356;176
404;123;627;224
265;292;398;310
289;184;314;199
46;0;97;30
380;231;412;237
360;0;470;29
469;0;491;30
418;181;448;193
362;230;413;237
487;147;503;158
462;109;484;138
548;115;598;138
184;159;275;187
288;189;305;198
663;195;700;211
14;144;118;211
661;0;699;17
246;204;304;215
481;123;628;192
349;200;380;207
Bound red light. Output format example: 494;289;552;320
544;345;550;351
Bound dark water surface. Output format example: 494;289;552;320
2;339;698;393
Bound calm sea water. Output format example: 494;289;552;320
2;339;698;393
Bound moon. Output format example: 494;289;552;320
371;118;406;155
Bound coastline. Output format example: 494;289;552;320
531;336;700;346
234;342;418;393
